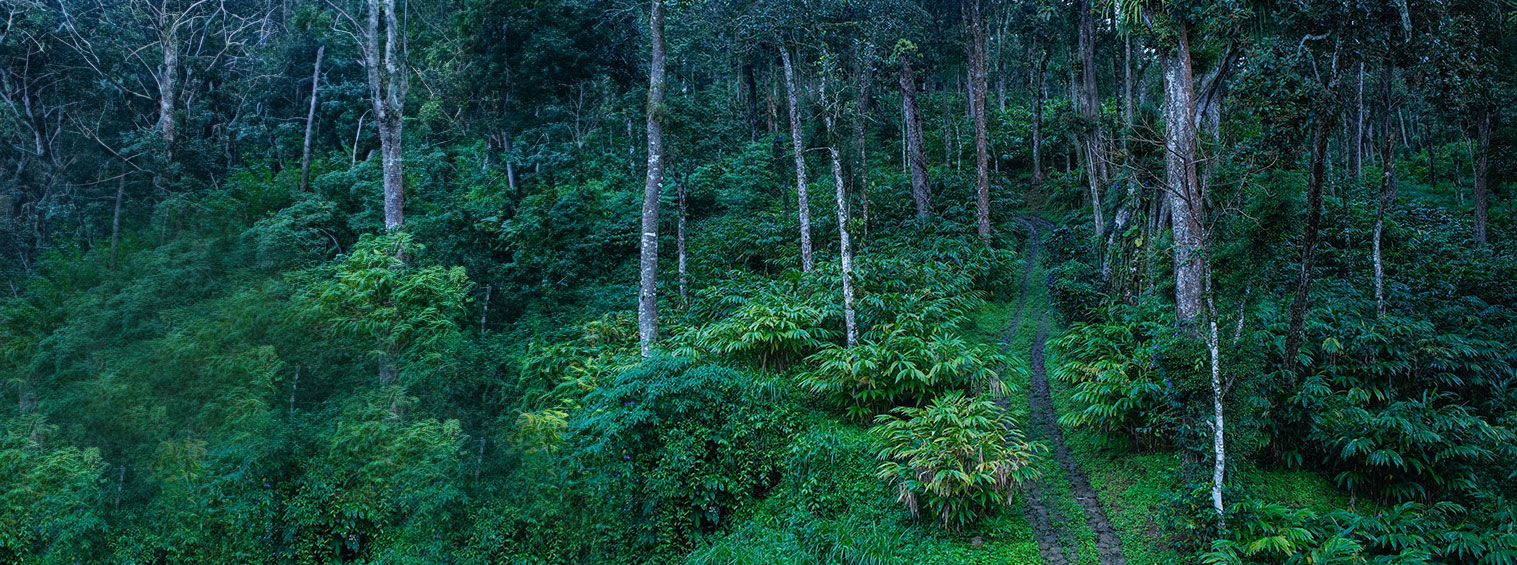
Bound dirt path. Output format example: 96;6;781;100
1008;218;1126;565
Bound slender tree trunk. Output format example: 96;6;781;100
965;0;991;242
300;46;326;192
852;45;872;237
1283;113;1333;372
503;131;519;199
1162;26;1204;322
1031;46;1047;191
638;0;667;356
1350;61;1364;179
1204;266;1225;520
361;0;409;232
1474;105;1490;245
900;54;931;218
1372;63;1398;318
156;26;180;147
1077;0;1106;239
744;63;760;142
827;126;858;348
677;172;688;304
780;46;815;271
109;174;125;270
479;284;491;334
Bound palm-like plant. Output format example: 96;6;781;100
870;390;1043;531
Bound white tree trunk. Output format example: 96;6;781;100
638;0;667;356
780;46;814;272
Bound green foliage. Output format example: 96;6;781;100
297;232;472;377
0;417;106;563
1053;301;1182;451
563;357;796;557
802;325;1011;419
284;389;467;562
871;391;1044;531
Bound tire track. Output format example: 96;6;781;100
1009;218;1127;565
1000;219;1075;565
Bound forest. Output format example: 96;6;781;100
1;0;1515;562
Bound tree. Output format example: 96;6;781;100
300;45;326;193
639;0;667;357
896;40;932;218
336;0;410;231
963;0;991;242
779;43;815;272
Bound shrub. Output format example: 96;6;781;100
870;390;1043;531
1053;302;1182;451
802;324;1010;419
564;357;795;556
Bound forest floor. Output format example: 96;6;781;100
950;215;1183;565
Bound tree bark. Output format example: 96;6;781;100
1030;44;1047;191
964;0;990;242
780;45;815;271
743;63;760;142
156;21;180;147
1372;62;1398;318
638;0;667;356
1162;26;1204;322
852;44;872;238
827;122;858;348
1474;105;1490;245
677;172;688;304
1350;61;1364;180
900;53;931;218
1077;0;1107;239
1283;113;1333;372
109;174;125;270
300;46;326;192
360;0;409;232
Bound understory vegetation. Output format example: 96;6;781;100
3;0;1515;563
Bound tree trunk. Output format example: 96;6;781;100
780;46;815;271
852;45;872;238
300;46;325;192
1077;0;1106;239
829;133;858;348
1372;62;1398;318
156;25;180;147
1474;105;1490;245
1205;267;1225;520
677;172;688;304
361;0;409;232
109;174;125;270
1162;26;1204;322
503;130;519;199
900;54;931;218
965;0;991;242
1350;61;1364;179
638;0;667;356
744;63;760;142
1031;46;1047;192
479;284;491;334
1283;113;1333;372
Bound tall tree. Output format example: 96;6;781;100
963;0;991;242
780;43;815;272
639;0;668;357
300;45;326;193
1076;0;1108;238
340;0;411;231
897;41;932;218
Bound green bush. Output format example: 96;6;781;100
801;324;1010;419
564;357;796;557
1053;301;1182;451
870;390;1044;531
